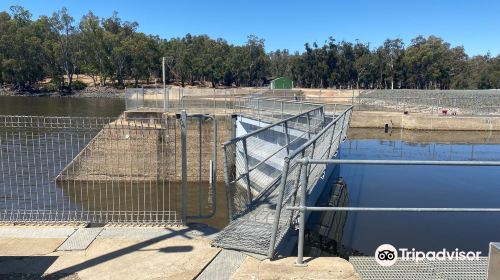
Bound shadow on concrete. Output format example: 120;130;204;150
45;225;215;277
139;245;194;253
0;256;76;279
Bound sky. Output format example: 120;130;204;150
1;0;499;56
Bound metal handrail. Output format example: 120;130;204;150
222;105;324;145
290;158;500;266
267;106;353;258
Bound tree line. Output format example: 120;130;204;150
0;6;499;92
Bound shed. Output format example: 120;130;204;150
270;77;293;90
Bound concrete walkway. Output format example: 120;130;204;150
0;225;360;280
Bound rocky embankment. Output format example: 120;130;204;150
0;86;124;98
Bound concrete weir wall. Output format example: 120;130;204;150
351;111;500;131
57;112;234;182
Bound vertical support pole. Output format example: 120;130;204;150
242;138;253;204
326;121;338;158
257;98;261;120
222;144;233;222
141;87;144;108
198;117;202;216
212;115;217;210
281;100;284;120
296;158;309;266
306;112;311;139
163;57;168;112
267;159;290;259
180;110;187;224
284;121;290;155
136;87;140;109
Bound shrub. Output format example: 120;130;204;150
72;80;87;91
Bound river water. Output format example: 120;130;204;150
306;128;500;258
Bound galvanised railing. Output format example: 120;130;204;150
125;87;346;117
288;158;500;265
221;104;326;220
267;105;352;257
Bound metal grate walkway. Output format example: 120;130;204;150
350;256;488;280
213;105;353;257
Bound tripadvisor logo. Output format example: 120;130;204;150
374;244;482;266
375;244;398;266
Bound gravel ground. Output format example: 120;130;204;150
358;89;500;115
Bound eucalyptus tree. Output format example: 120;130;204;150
49;7;79;92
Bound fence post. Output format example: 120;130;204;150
163;57;168;112
306;112;311;139
281;100;284;120
267;158;290;258
222;144;233;222
242;138;253;204
180;110;188;225
257;98;261;120
296;158;309;266
284;121;290;155
141;87;145;108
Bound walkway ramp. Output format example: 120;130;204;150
213;105;353;257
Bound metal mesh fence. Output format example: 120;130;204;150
0;115;220;225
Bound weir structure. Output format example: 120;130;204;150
0;88;352;258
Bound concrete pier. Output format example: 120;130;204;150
351;111;500;131
57;112;234;183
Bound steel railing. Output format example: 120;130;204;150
288;158;500;265
264;106;353;257
222;104;327;221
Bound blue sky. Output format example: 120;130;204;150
1;0;499;56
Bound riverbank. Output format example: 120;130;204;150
0;87;123;98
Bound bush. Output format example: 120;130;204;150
72;80;87;91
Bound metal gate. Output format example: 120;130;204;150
0;114;217;225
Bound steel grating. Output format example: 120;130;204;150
196;249;247;280
215;107;352;257
350;256;488;280
212;219;273;255
57;227;103;251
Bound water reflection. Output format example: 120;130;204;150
305;128;500;258
55;180;233;229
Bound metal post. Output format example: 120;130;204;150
198;117;202;216
222;145;233;222
140;87;144;109
257;98;260;120
306;112;311;139
281;100;284;120
180;110;187;224
284;122;290;155
267;158;290;258
162;57;168;112
296;158;309;266
242;138;253;204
